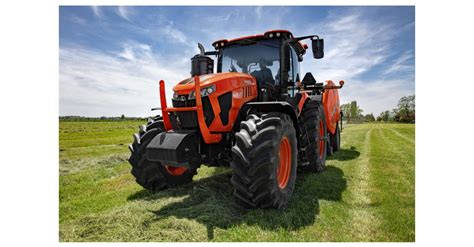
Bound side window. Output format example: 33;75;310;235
290;46;300;82
288;47;294;83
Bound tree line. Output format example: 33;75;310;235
341;94;415;123
59;115;147;122
60;95;415;124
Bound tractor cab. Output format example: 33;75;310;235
192;30;324;101
219;39;280;85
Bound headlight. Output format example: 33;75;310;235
188;85;216;99
172;91;179;99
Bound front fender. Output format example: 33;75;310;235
238;101;301;148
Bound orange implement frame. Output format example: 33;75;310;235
159;77;222;144
322;80;344;135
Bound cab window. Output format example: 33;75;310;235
290;45;300;83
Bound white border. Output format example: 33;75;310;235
3;0;474;246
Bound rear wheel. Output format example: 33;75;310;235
299;100;328;172
128;117;197;191
230;112;297;209
330;123;341;152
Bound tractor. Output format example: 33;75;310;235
128;30;344;209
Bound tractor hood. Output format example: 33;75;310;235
172;72;255;95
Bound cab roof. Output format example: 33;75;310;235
212;30;307;55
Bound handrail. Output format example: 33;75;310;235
159;80;172;130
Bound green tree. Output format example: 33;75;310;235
380;110;390;122
397;95;415;122
350;101;363;122
350;101;358;119
364;113;375;122
340;103;351;122
341;101;364;123
121;114;125;119
392;109;400;122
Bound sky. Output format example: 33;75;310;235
59;6;415;117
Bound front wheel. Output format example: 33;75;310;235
128;118;197;191
230;112;298;209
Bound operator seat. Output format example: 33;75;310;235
251;60;275;86
251;60;279;101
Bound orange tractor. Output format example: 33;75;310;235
129;30;344;209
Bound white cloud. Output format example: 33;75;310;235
159;22;188;44
59;43;189;117
117;6;132;22
340;78;414;116
222;12;232;22
68;15;86;25
255;6;263;20
60;7;414;117
383;50;414;76
91;6;103;19
131;20;189;45
116;42;152;62
300;8;414;115
302;13;390;78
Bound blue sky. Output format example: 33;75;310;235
59;6;415;117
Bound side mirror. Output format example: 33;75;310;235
312;38;324;59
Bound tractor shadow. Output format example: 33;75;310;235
128;165;347;240
327;147;360;161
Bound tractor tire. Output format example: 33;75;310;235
128;117;197;191
299;100;328;172
230;112;297;209
330;123;341;152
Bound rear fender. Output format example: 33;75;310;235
296;92;322;116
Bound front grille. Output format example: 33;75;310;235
172;95;214;129
218;92;232;126
172;98;196;107
172;97;197;129
202;97;214;127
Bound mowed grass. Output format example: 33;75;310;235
59;121;415;242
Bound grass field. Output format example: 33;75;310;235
59;121;415;242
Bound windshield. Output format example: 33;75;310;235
218;39;281;85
